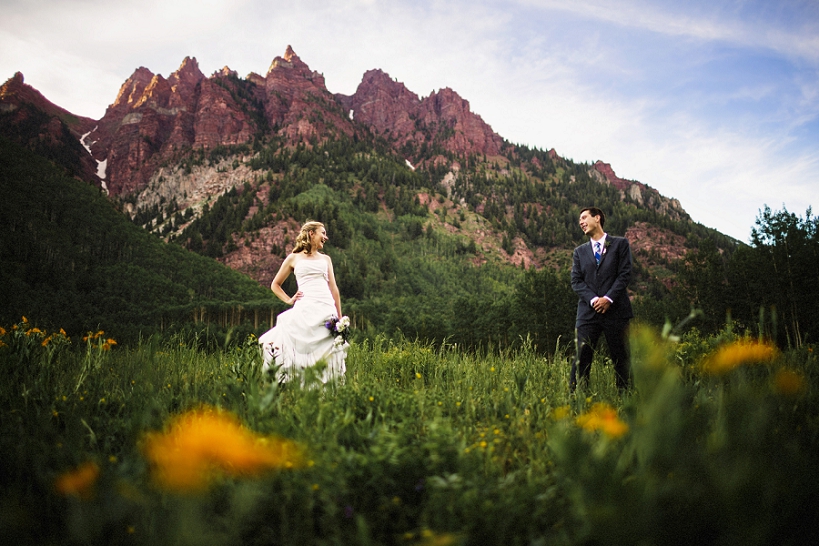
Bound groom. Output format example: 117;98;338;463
570;207;633;391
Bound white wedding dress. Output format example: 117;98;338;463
258;257;347;383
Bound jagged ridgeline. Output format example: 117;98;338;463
0;137;273;343
1;46;743;349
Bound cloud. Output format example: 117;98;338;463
516;0;819;65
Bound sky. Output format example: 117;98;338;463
2;0;818;241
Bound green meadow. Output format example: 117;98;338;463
1;319;817;546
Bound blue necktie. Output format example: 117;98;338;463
594;241;601;264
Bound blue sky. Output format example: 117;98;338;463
2;0;817;240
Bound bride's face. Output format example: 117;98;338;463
310;227;328;250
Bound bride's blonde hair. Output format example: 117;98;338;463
292;221;325;254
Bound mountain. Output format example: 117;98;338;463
0;136;272;343
0;46;742;347
0;72;100;184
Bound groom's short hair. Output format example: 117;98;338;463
581;207;605;228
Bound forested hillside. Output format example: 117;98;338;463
127;134;738;346
0;137;273;343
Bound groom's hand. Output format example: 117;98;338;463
592;297;611;313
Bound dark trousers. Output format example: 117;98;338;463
571;320;631;390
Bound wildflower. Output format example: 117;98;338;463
701;340;777;375
0;326;6;336
55;461;99;499
142;406;304;492
773;369;806;396
575;402;629;438
22;316;28;323
416;372;422;379
551;405;571;420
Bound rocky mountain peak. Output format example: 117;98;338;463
111;67;155;111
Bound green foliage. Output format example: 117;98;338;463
1;319;817;545
671;206;819;345
0;137;272;343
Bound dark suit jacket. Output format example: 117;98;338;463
571;236;634;326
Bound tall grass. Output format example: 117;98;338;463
1;319;817;545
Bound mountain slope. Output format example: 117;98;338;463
0;47;744;348
0;136;272;342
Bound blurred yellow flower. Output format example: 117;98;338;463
701;340;777;375
418;529;459;546
773;369;806;396
142;406;304;492
54;461;99;500
0;326;6;336
551;405;571;420
575;402;629;438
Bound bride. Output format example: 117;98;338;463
258;221;347;383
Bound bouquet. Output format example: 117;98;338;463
325;315;351;347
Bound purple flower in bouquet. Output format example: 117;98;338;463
325;315;351;346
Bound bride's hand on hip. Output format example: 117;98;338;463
288;291;304;305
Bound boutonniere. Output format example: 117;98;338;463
603;239;612;252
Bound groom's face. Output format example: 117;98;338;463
579;211;601;237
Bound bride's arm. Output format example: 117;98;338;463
326;255;342;318
271;254;302;305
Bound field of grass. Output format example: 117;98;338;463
1;318;817;545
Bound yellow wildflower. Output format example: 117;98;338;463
773;369;806;396
575;402;629;438
107;338;117;346
701;340;777;375
142;406;304;492
54;461;99;500
0;326;6;336
551;405;571;420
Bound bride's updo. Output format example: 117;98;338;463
292;221;325;254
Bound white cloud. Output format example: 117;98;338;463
515;0;819;65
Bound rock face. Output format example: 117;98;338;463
264;46;354;143
589;160;689;222
82;47;361;196
338;69;503;161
